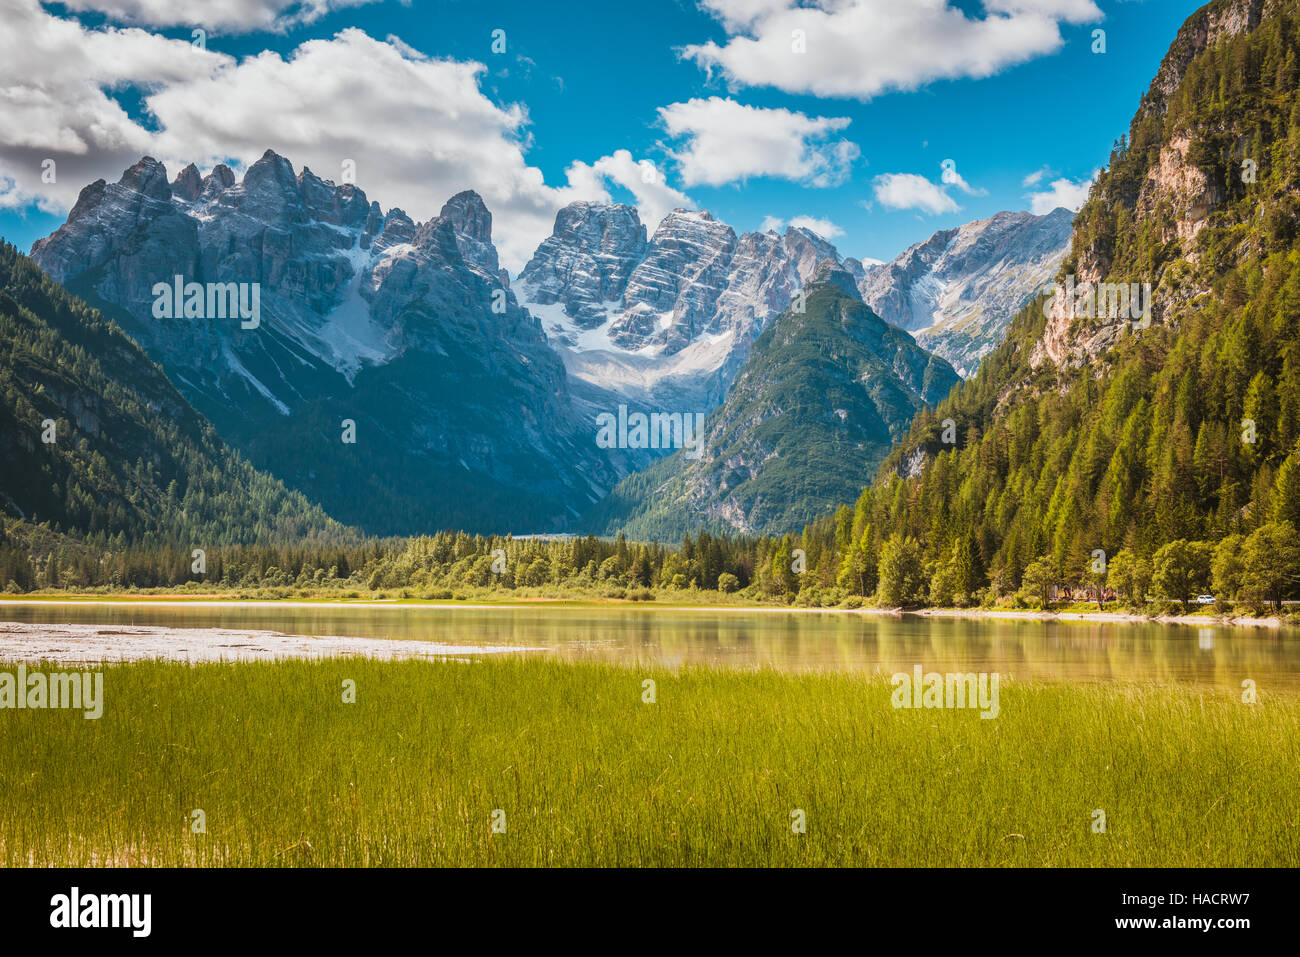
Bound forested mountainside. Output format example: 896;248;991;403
0;242;347;563
803;0;1300;604
585;265;959;540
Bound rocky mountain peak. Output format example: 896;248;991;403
119;156;171;201
856;207;1073;376
784;228;844;281
237;149;299;215
810;260;862;298
439;190;492;243
201;164;235;197
436;190;498;278
171;163;202;202
516;200;649;327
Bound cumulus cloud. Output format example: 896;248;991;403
1021;165;1052;187
682;0;1102;100
872;172;960;215
760;214;843;239
0;0;231;211
562;150;696;235
53;0;386;32
1026;174;1095;214
0;3;666;271
658;97;858;188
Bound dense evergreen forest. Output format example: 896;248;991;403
0;242;346;547
823;0;1300;612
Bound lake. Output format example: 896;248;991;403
2;601;1299;692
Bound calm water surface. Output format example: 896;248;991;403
4;602;1300;692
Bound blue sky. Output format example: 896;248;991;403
0;0;1203;269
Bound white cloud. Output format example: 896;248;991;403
1026;174;1095;214
872;172;960;215
683;0;1102;100
658;97;858;188
562;150;696;235
1022;165;1052;187
53;0;386;32
0;0;231;212
0;3;656;271
759;214;844;239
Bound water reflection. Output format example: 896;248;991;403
3;604;1298;691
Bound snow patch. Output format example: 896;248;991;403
220;343;290;415
314;240;397;381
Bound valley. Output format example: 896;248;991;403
1;0;1299;883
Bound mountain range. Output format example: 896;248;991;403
14;121;1072;539
856;208;1074;376
586;263;960;538
28;153;629;535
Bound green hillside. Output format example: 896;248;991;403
585;269;959;540
0;241;348;556
817;0;1300;605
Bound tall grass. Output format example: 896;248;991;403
1;657;1296;866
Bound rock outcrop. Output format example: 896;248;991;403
31;151;625;534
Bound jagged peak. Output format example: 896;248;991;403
244;149;296;185
554;199;641;221
439;190;492;242
200;163;235;195
171;163;202;202
118;156;171;201
666;207;711;221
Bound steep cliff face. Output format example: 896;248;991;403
1036;0;1300;369
856;209;1074;376
0;241;342;544
584;265;961;539
30;151;625;534
852;0;1300;591
519;201;1071;408
515;202;648;325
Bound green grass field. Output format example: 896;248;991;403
1;657;1296;866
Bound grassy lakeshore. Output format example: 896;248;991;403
1;657;1296;867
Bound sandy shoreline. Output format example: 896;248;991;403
0;596;1287;629
0;622;541;664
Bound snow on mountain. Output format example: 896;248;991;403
856;208;1074;376
29;151;628;534
516;205;842;408
518;202;1072;394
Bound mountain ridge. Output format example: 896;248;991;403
29;150;629;535
0;239;346;549
585;263;961;539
